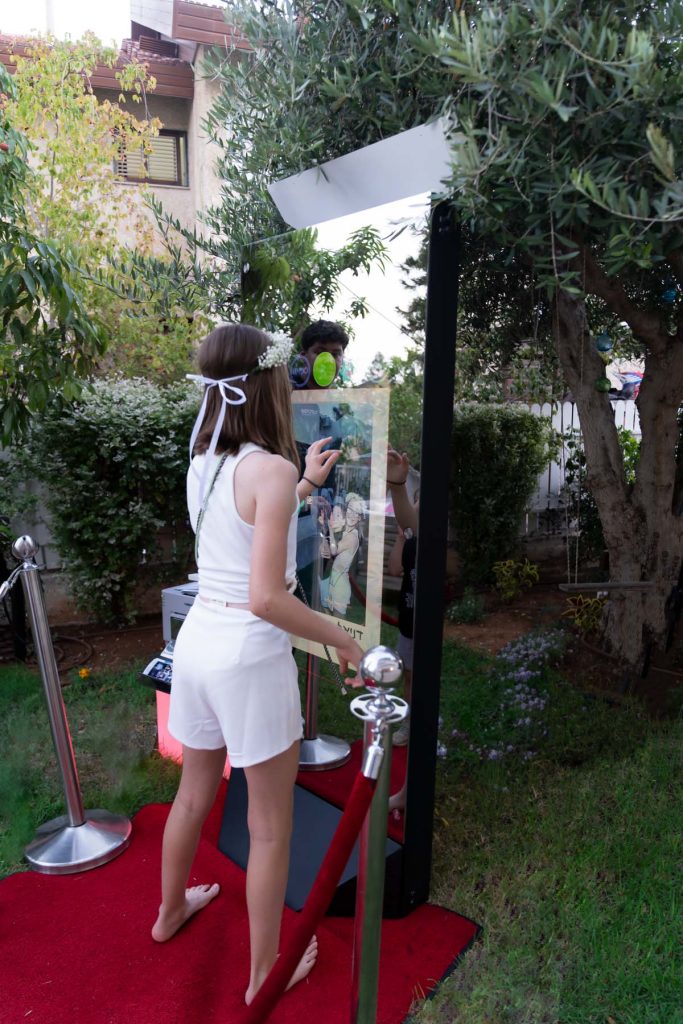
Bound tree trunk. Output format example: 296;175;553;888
553;288;683;673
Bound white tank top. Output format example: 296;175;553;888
187;443;298;604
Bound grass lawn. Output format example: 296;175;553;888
1;636;680;1024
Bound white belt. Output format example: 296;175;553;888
198;595;251;609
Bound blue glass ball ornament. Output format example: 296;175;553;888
289;353;311;389
662;286;678;304
596;331;613;353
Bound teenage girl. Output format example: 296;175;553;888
151;324;364;1005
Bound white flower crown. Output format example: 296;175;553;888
257;331;293;370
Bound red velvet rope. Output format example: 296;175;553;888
240;771;377;1024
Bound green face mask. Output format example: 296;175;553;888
312;350;338;387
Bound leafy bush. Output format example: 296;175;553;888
25;377;199;621
446;587;486;624
450;403;556;582
562;594;607;636
492;558;539;602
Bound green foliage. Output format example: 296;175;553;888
0;66;103;442
2;37;205;406
450;403;556;583
363;346;424;464
150;192;386;339
563;594;607;636
492;558;540;603
23;378;199;622
446;587;486;624
563;426;641;562
203;0;682;300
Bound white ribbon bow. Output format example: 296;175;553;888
186;373;249;506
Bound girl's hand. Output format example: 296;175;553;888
304;436;341;487
335;637;365;688
387;448;410;485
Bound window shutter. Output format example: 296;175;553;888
147;135;179;184
123;146;146;181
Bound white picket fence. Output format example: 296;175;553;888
521;399;641;537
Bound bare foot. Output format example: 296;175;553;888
245;935;318;1005
388;790;405;814
151;883;220;942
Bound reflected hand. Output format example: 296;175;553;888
304;436;341;487
387;448;409;485
335;637;365;688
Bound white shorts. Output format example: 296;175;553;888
168;600;303;767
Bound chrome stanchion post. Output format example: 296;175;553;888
8;536;132;874
299;497;351;770
350;646;408;1024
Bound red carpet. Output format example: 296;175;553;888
1;790;479;1024
297;741;407;843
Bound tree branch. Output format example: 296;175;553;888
580;245;667;355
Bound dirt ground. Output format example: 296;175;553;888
3;581;681;717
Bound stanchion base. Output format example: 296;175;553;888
24;809;132;875
299;734;351;771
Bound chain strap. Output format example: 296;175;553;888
295;575;348;696
194;452;229;562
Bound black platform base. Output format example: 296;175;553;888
218;768;404;917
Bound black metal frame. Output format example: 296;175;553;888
398;200;460;914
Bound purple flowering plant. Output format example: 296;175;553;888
440;629;568;769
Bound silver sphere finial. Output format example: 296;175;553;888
12;535;38;562
358;645;404;692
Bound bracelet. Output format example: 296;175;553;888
389;479;407;486
302;475;319;488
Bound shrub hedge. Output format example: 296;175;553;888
26;377;199;621
451;402;555;583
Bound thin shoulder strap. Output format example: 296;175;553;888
194;452;229;562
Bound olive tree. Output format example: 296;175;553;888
207;0;682;670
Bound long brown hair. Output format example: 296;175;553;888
192;323;298;468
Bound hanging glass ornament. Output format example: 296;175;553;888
661;285;678;304
595;331;613;352
595;377;611;393
312;350;337;387
289;353;311;389
337;359;353;384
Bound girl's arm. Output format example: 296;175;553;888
386;528;405;577
249;457;363;680
296;436;341;502
387;449;418;533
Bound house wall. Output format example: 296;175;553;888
131;0;175;38
94;54;223;244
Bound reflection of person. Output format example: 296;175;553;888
300;319;348;389
386;449;419;814
320;492;365;616
153;324;364;1006
293;321;349;604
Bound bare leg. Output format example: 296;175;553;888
402;667;413;708
152;744;226;942
243;740;318;1004
389;782;406;814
